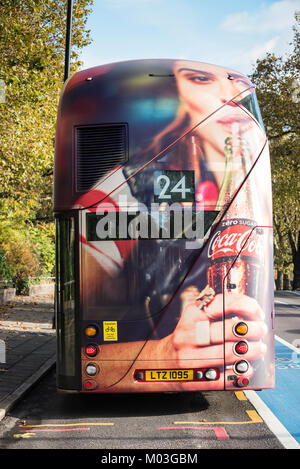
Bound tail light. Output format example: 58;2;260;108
237;377;249;387
235;341;248;355
83;379;97;390
85;344;98;357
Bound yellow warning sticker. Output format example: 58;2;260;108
103;321;118;341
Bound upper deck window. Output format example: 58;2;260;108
237;93;265;131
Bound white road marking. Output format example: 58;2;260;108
245;390;300;449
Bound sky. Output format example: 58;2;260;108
79;0;299;76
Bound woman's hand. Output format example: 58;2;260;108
171;290;267;368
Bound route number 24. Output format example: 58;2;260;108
154;170;195;202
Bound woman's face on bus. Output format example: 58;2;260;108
174;61;254;152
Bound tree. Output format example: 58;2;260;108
250;11;300;290
0;0;93;286
0;0;93;223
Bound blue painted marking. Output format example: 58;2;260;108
259;338;300;444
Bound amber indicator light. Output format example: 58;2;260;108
234;322;248;336
85;326;98;337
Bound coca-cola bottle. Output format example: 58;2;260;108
207;123;264;300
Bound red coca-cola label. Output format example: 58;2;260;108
208;218;262;260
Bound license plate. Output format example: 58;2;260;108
145;369;194;382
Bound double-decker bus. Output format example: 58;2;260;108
54;59;275;393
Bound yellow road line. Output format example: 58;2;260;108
235;391;247;401
246;410;263;423
19;422;114;428
173;409;263;425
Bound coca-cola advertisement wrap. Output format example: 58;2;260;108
208;218;263;298
54;59;274;392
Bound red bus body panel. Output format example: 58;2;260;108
54;59;274;393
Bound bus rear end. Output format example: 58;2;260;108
54;59;274;393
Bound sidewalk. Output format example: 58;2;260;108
0;294;56;421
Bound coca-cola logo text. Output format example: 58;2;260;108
208;221;263;260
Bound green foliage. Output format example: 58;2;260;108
0;245;13;287
28;222;55;276
0;221;55;293
1;227;40;294
0;0;93;293
250;11;300;289
0;0;93;224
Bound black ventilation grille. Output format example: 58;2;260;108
76;124;128;192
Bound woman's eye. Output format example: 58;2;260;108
189;75;211;83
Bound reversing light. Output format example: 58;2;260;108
204;368;217;380
85;364;98;376
85;344;98;357
235;341;248;355
235;360;249;374
85;325;98;337
234;322;248;336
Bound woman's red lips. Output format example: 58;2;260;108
216;115;250;125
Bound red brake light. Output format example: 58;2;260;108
84;379;97;390
85;344;98;357
237;377;249;387
235;341;248;355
